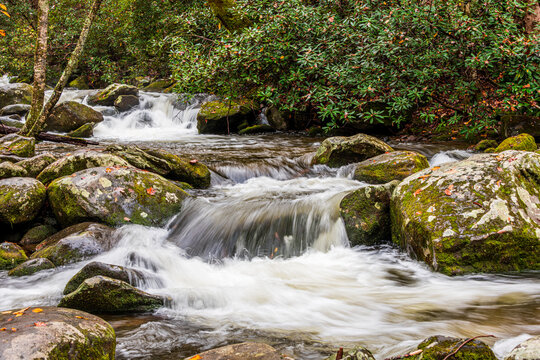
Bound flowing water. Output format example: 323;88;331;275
1;88;539;359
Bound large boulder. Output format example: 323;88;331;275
143;79;176;92
48;167;189;227
505;335;540;360
325;347;375;360
44;101;104;133
106;145;211;188
340;181;399;246
15;153;57;178
59;275;165;314
0;177;46;225
391;151;540;275
0;83;33;108
313;133;394;167
114;95;139;112
0;104;31;116
353;151;429;184
88;83;139;106
264;106;288;131
0;161;27;179
186;342;283;360
19;224;58;252
404;335;496;360
63;261;146;295
8;257;56;277
0;134;35;157
37;150;129;184
67;122;96;138
0;242;27;270
31;223;114;266
197;100;254;134
0;306;115;360
495;133;537;153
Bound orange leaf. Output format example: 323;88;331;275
75;316;89;320
432;166;441;171
105;167;113;173
413;189;422;197
146;187;156;195
34;322;47;327
32;308;43;313
0;328;6;331
189;356;202;360
11;328;16;332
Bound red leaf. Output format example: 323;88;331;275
34;322;47;327
146;187;156;195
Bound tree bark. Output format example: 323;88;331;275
26;0;49;127
20;0;103;137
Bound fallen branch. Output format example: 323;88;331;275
384;349;422;360
0;125;99;146
442;335;496;360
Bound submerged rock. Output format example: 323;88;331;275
114;95;139;112
59;275;165;314
0;133;35;157
312;133;394;167
0;306;115;360
353;151;429;184
48;166;189;227
340;181;399;246
505;335;540;360
15;153;57;178
67;122;96;138
391;150;540;275
0;161;27;179
238;124;276;135
20;224;58;252
406;335;496;360
44;101;104;133
63;261;146;295
0;242;27;270
0;177;46;225
0;83;33;108
197;100;255;134
88;83;139;106
325;347;375;360
186;342;283;360
8;257;55;276
495;133;537;153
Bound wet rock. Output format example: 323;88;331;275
8;257;55;276
238;124;276;135
48;166;189;227
505;335;540;360
0;103;31;116
0;83;33;108
391;150;540;275
68;75;90;89
353;151;429;184
0;306;116;360
15;153;57;178
0;242;28;270
67;122;96;138
186;342;283;360
106;145;211;188
0;161;27;179
0;177;46;225
88;83;139;106
340;181;399;246
407;335;496;360
143;79;176;92
264;106;288;131
325;347;375;360
59;275;165;314
197;100;255;134
63;261;146;295
37;150;129;185
475;139;499;152
0;133;35;157
19;224;58;252
44;101;104;133
31;223;114;266
495;133;537;153
114;95;139;112
0;117;24;129
312;133;394;167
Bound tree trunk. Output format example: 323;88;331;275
26;0;49;127
207;0;251;32
20;0;103;137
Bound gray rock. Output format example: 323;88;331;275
0;83;33;108
114;95;139;112
186;342;283;360
505;335;540;360
0;242;28;270
0;161;27;179
0;104;31;116
8;258;56;277
44;101;104;133
15;153;57;178
0;133;35;157
88;83;139;106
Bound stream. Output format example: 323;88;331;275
0;88;539;359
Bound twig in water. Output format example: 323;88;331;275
442;335;496;360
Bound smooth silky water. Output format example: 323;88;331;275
1;88;538;359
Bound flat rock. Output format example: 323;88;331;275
185;342;283;360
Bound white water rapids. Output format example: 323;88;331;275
1;88;539;359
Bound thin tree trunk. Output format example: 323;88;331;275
20;0;103;137
26;0;49;127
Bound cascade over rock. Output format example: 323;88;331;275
88;83;139;106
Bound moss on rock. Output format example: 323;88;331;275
0;177;46;225
44;101;104;133
0;161;27;179
495;133;537;153
0;83;33;108
0;134;35;157
88;83;139;106
238;124;276;135
325;347;375;360
8;257;55;276
475;139;499;152
354;151;429;184
67;122;96;138
15;153;57;178
197;100;255;134
407;335;496;360
20;224;58;252
0;242;28;270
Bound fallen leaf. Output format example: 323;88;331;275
75;316;89;320
34;322;47;327
146;187;156;195
497;167;503;172
189;355;202;360
32;308;43;313
432;166;441;171
414;189;422;197
123;217;131;222
189;159;198;164
0;328;6;331
1;311;12;315
11;328;16;332
105;167;113;173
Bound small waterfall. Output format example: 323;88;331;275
430;149;473;166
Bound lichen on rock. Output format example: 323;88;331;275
353;151;429;184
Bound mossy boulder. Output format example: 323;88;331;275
106;145;211;188
391;150;540;275
0;242;27;270
0;83;33;108
44;101;104;133
505;335;540;360
197;100;254;134
484;147;496;153
20;224;58;252
88;83;139;106
63;261;146;295
353;151;429;184
325;347;375;360
0;161;27;179
340;181;399;246
264;106;288;131
313;133;394;167
68;76;90;89
0;133;35;157
114;95;139;112
67;122;96;138
59;275;166;314
8;257;56;276
15;153;57;177
187;342;282;360
406;335;496;360
0;306;115;360
0;177;46;225
48;167;189;227
0;104;31;116
143;79;176;92
475;139;499;152
495;133;537;153
238;124;276;135
37;150;130;185
30;223;114;266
